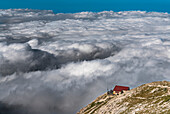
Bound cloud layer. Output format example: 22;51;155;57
0;9;170;114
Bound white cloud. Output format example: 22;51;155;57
0;9;170;114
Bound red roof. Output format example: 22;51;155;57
113;85;130;93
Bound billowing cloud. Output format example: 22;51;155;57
0;9;170;114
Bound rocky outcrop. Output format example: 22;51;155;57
78;81;170;114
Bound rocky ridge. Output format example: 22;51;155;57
77;81;170;114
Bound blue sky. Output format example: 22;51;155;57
1;0;170;13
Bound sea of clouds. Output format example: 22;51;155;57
0;9;170;114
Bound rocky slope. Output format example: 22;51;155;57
77;81;170;114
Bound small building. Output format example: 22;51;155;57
113;85;130;95
107;89;113;95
